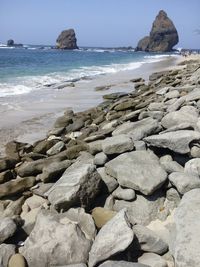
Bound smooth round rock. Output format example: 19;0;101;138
8;253;27;267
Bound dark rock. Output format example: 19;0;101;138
0;170;14;184
135;36;150;52
136;10;179;52
7;39;14;46
56;29;78;49
0;158;17;172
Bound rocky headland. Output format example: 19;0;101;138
0;56;200;267
56;28;78;49
136;10;179;52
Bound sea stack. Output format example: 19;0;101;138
136;10;179;52
56;28;78;49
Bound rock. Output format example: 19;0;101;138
144;130;200;154
105;151;167;195
53;110;74;128
64;208;96;240
46;157;102;211
0;158;16;172
21;207;42;235
184;158;200;176
112;186;135;201
135;36;150;51
0;244;16;267
8;254;27;267
166;188;181;207
56;29;78;49
102;135;134;155
0;170;13;184
92;207;117;228
172;189;200;267
165;90;180;100
161;106;198;129
99;261;150;267
133;224;168;254
114;192;165;225
31;182;53;197
134;141;146;151
0;176;35;198
97;167;118;193
38;160;71;183
148;102;165;111
88;209;134;267
20;210;91;266
161;161;184;174
138;253;168;267
0;218;17;244
24;194;47;210
103;92;128;100
94;152;108;166
46;141;65;156
2;196;25;217
168;172;200;194
136;10;179;52
7;39;14;46
112;118;160;141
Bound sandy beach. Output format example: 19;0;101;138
0;55;180;155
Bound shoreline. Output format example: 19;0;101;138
0;55;179;155
0;54;200;266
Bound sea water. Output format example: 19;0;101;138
0;45;178;98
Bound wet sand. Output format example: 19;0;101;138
0;56;179;155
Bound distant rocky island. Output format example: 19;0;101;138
56;28;78;49
136;10;179;52
7;39;23;47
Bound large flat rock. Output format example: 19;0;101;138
88;210;134;267
105;151;167;195
112;118;160;141
46;156;101;211
20;210;91;267
144;130;200;154
171;189;200;267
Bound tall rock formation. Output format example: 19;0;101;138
136;10;179;52
56;29;78;50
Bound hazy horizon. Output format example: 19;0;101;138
0;0;199;49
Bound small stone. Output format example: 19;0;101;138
102;135;134;155
112;186;135;201
92;207;117;228
138;253;168;267
8;253;27;267
97;167;118;193
46;141;65;156
94;152;108;166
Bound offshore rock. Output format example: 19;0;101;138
56;28;78;49
136;10;179;52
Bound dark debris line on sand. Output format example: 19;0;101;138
0;58;200;267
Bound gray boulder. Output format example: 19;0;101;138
0;244;16;267
0;218;17;244
88;210;134;267
169;172;200;194
102;135;134;155
161;106;198;129
138;253;168;267
46;141;65;156
112;118;160;141
97;167;118;193
105;151;167;195
46;158;101;211
171;189;200;267
144;130;200;154
133;225;168;254
99;261;150;267
113;192;165;225
184;158;200;176
20;210;91;267
94;152;108;166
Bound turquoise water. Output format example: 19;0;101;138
0;46;177;97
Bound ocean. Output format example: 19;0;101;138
0;45;178;98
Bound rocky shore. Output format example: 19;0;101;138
0;56;200;267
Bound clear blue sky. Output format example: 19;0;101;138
0;0;199;48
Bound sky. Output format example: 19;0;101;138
0;0;199;48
